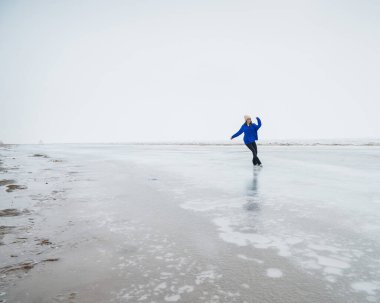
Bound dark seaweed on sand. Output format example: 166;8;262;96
5;184;27;192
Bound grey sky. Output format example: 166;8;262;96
1;0;379;143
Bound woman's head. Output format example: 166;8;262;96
244;115;252;124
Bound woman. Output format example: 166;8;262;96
231;115;263;167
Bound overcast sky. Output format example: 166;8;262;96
0;0;379;143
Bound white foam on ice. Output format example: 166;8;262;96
351;281;380;295
299;259;322;270
316;256;350;269
266;268;283;278
237;254;264;264
323;267;343;276
181;197;243;212
213;216;291;257
178;285;194;294
212;215;359;284
241;283;250;289
195;270;222;285
325;275;337;283
164;294;180;302
308;244;340;253
154;282;167;291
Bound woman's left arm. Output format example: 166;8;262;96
256;117;262;129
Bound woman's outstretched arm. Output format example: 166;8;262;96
231;126;244;139
256;117;262;129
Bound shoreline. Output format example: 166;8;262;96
2;142;380;147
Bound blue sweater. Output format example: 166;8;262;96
231;117;262;144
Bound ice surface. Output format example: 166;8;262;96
1;144;380;302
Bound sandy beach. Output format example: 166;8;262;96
1;144;380;303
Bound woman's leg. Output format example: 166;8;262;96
252;142;262;165
245;143;259;165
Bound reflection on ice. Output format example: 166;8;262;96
244;169;261;212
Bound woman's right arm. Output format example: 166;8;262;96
231;126;244;140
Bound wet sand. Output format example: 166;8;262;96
1;144;379;303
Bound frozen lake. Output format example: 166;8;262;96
1;144;380;302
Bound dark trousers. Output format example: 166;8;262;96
245;141;262;165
